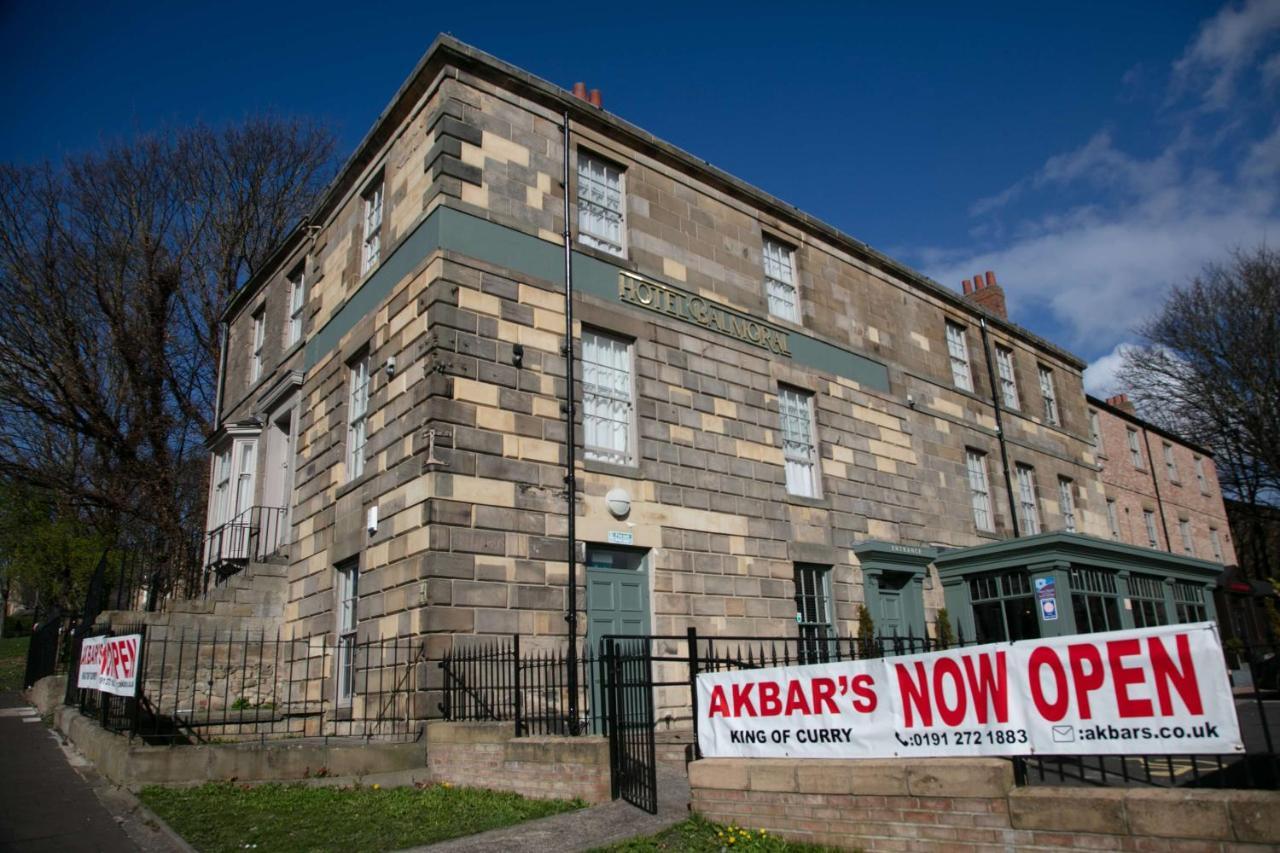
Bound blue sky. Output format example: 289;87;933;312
3;1;1277;393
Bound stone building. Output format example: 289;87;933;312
202;36;1226;673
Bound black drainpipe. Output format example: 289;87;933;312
560;109;580;734
978;318;1020;537
1141;428;1173;552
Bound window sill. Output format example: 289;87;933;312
574;238;635;270
335;469;376;500
784;493;830;510
583;458;642;480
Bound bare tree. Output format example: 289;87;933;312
1120;245;1280;516
0;117;334;552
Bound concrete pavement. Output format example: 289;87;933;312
0;691;185;853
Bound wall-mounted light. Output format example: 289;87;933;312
512;343;524;368
385;356;396;377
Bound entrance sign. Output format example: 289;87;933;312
697;623;1241;758
76;634;142;698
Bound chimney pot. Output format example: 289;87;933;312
962;278;973;295
985;270;997;288
963;268;1009;320
589;88;603;108
572;82;588;101
974;273;986;290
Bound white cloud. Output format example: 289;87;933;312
1083;343;1134;397
1171;0;1280;110
917;3;1280;359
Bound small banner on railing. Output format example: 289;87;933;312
697;623;1243;758
76;634;142;698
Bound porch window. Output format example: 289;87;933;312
211;448;232;526
1173;582;1207;623
1128;574;1168;628
234;441;256;517
968;570;1039;643
794;563;835;663
1069;567;1122;633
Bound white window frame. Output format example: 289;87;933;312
335;560;359;706
361;179;383;274
1164;443;1179;483
1127;429;1143;468
346;354;370;481
576;150;626;257
1143;510;1159;548
1210;527;1223;561
1089;409;1103;454
762;235;799;323
233;440;257;517
1179;519;1194;555
945;321;973;392
995;345;1019;409
1037;365;1059;425
287;265;305;347
966;449;994;532
779;386;820;499
210;447;232;528
1058;477;1077;533
582;329;636;466
250;308;265;384
1195;456;1209;494
1105;498;1120;540
1016;464;1041;535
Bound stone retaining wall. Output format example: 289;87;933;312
426;721;611;803
690;757;1280;851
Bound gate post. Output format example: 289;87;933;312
686;627;701;760
512;633;522;737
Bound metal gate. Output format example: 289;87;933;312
603;636;657;814
22;609;66;690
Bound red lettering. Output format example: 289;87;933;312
895;662;932;727
1029;647;1069;722
810;678;838;714
1149;634;1202;716
1107;638;1153;718
708;685;730;718
933;658;967;726
962;651;1009;724
758;681;782;716
1068;643;1106;719
850;674;877;713
731;683;757;717
784;680;811;715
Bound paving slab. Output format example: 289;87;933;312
399;765;691;853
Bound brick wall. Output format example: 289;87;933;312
426;721;610;803
1094;404;1236;564
690;757;1280;851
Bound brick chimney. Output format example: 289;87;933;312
961;270;1008;320
570;82;603;109
1106;393;1136;414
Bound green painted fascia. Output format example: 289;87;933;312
304;205;891;393
933;531;1222;583
852;540;937;575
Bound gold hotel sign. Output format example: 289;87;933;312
617;272;792;356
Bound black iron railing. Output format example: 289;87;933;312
439;630;1280;790
70;626;425;744
203;506;287;576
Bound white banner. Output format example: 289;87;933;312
76;634;142;698
697;623;1242;758
77;635;103;690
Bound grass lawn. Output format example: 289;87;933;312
0;635;30;692
595;815;846;852
139;781;583;853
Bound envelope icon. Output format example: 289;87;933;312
1052;725;1075;743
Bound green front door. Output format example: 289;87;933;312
585;545;649;734
585;545;650;654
